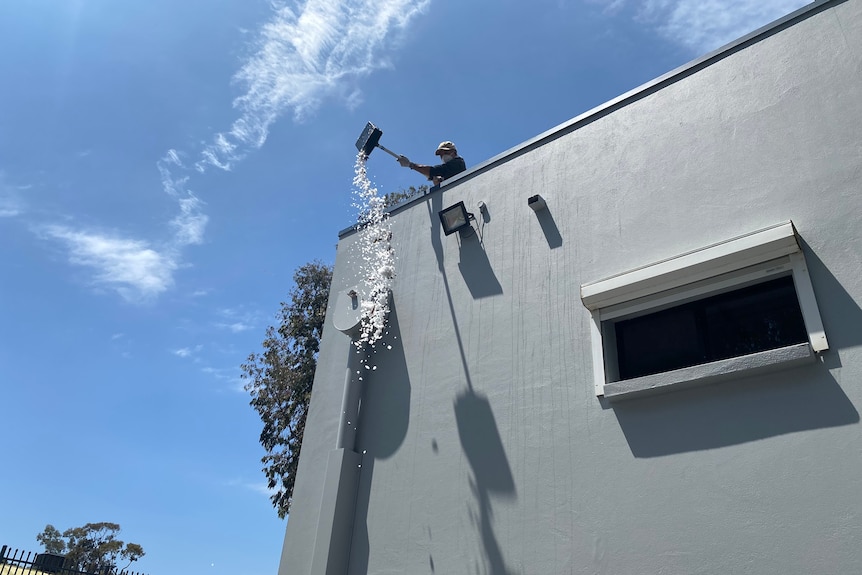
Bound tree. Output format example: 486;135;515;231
36;522;145;574
36;524;65;555
382;185;427;208
357;185;427;224
242;260;333;518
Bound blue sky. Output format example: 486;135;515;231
0;1;809;574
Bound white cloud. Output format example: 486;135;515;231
202;366;246;392
196;0;430;172
173;345;203;358
0;172;28;217
589;0;626;15
172;194;209;246
42;162;203;302
158;152;187;196
164;149;182;166
0;205;21;218
595;0;810;53
216;306;262;333
226;478;276;496
43;225;178;302
157;150;209;246
222;322;253;333
41;2;430;301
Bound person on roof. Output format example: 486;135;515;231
397;141;466;186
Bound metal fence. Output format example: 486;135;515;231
0;546;147;575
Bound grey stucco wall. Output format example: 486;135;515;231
280;1;862;574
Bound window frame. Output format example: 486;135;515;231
581;222;828;400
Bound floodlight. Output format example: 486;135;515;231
439;202;475;237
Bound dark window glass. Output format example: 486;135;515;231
614;276;808;380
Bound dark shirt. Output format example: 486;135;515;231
428;156;466;182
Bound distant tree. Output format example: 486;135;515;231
36;524;65;555
357;185;427;224
383;185;427;208
242;260;333;518
36;522;145;574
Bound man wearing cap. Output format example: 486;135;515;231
397;141;466;186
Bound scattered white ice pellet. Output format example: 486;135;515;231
351;151;396;350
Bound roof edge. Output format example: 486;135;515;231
339;0;843;240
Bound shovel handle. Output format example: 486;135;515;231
376;144;401;159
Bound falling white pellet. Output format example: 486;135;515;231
351;151;396;350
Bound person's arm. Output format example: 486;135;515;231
397;155;436;181
407;161;432;179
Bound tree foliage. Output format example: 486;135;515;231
36;522;145;574
357;185;427;224
242;260;333;518
36;524;66;555
383;185;427;208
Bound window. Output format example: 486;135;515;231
581;222;828;400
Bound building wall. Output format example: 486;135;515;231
280;1;862;573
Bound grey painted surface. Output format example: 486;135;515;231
280;1;862;573
603;342;816;401
309;448;362;575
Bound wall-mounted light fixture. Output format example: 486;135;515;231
439;201;475;237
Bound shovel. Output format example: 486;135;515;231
355;122;402;160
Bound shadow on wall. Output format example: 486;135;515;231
800;238;862;353
534;207;563;249
614;239;861;457
614;359;859;458
427;190;503;299
429;192;444;272
454;390;518;575
349;297;411;574
427;190;513;572
458;233;504;299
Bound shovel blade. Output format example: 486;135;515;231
355;122;383;156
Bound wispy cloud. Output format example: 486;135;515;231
110;332;133;359
226;478;276;497
158;150;209;246
174;344;204;358
596;0;809;53
0;204;22;218
38;149;205;303
196;0;430;172
202;366;245;392
171;194;208;246
43;225;178;302
221;322;254;333
42;1;429;302
215;306;262;333
0;172;29;217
